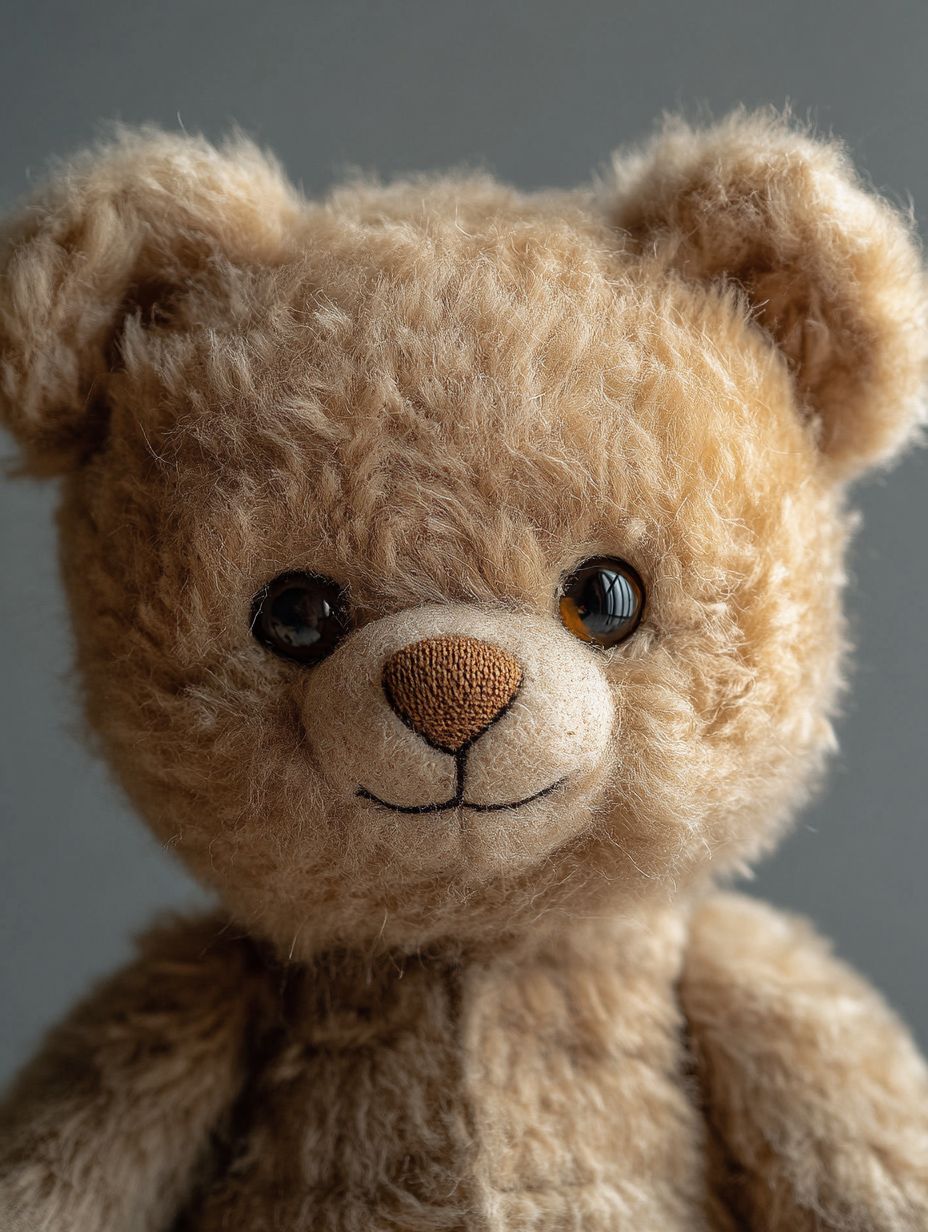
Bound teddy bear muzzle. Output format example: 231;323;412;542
358;635;565;814
303;605;615;848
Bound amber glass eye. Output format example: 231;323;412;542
251;572;351;664
558;557;645;647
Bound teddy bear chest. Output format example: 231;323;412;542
189;951;720;1231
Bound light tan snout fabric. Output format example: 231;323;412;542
303;605;615;868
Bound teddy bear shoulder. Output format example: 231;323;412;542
0;910;276;1232
681;892;928;1230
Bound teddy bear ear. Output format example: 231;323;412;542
609;111;928;481
0;127;303;474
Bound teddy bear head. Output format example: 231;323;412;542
1;114;923;955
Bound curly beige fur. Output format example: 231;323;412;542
683;895;928;1230
0;112;926;1229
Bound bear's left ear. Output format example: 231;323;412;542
0;127;304;475
610;112;928;480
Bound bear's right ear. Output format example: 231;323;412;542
0;128;303;474
608;112;928;482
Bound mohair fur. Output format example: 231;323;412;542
1;111;926;1229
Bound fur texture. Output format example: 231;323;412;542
683;895;928;1230
0;915;274;1231
0;112;926;1229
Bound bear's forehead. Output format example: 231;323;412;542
167;236;806;523
127;217;814;614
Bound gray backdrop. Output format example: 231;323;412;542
2;0;926;1083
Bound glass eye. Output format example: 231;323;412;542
251;572;351;664
558;557;645;647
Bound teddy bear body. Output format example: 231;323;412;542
2;114;928;1230
171;911;709;1231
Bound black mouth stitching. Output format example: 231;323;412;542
356;776;566;816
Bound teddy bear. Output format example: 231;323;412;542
1;109;927;1231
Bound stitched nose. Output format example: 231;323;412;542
383;636;523;753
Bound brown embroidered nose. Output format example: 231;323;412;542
383;636;523;753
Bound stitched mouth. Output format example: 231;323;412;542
356;777;566;816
